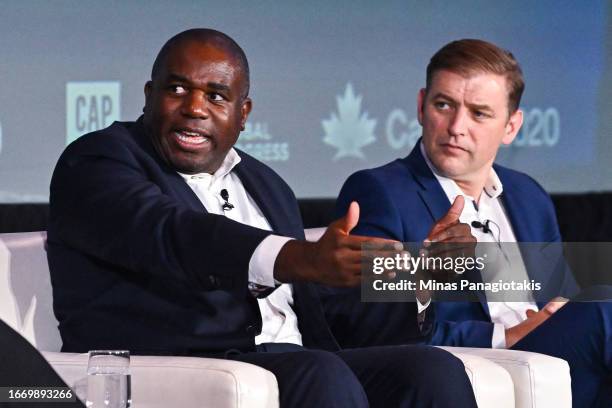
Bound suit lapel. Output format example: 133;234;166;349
498;170;549;306
233;161;283;233
163;170;210;213
403;146;450;222
498;177;532;242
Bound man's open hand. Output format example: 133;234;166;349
274;201;403;287
505;297;569;348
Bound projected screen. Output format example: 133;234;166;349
0;0;610;202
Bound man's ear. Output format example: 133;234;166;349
144;81;153;98
143;81;153;111
417;88;426;126
240;97;252;130
502;108;523;145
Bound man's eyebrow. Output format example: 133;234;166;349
166;73;190;83
466;102;494;112
431;92;494;112
430;92;455;102
207;82;231;93
164;75;231;93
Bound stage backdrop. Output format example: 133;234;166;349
0;0;610;201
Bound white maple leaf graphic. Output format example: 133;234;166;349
322;83;377;160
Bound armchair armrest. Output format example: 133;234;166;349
439;347;571;408
438;347;515;408
42;352;279;408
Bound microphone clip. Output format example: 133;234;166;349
220;189;234;211
471;220;491;234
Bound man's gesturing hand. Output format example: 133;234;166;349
274;201;403;287
417;196;476;281
425;196;474;251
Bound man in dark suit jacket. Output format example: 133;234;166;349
325;39;611;406
47;29;477;407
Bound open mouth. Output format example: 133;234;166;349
173;129;211;146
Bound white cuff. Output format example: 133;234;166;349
248;235;294;287
416;298;431;314
491;323;507;349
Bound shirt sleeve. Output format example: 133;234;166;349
248;235;294;287
491;323;507;349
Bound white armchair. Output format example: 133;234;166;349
0;232;277;408
0;230;572;407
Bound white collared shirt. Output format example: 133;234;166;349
420;143;538;348
179;148;302;346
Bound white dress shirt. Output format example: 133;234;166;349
420;143;538;348
179;148;303;346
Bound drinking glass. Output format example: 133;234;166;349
86;350;131;408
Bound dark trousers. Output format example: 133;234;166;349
0;320;84;408
512;287;612;408
229;343;477;408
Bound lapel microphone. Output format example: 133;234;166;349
471;220;491;234
471;219;509;262
220;189;234;211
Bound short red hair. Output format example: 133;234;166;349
426;39;525;113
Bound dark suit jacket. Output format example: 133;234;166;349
47;118;337;355
325;141;578;347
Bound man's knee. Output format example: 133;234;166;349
392;345;467;385
292;350;352;377
289;350;367;406
349;345;476;407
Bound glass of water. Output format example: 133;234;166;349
86;350;131;408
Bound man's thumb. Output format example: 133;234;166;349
438;195;465;226
446;195;465;222
336;201;360;234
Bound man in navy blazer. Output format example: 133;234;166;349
47;29;477;407
326;39;611;406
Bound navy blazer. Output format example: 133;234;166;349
48;118;337;355
326;142;578;347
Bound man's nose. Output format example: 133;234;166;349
448;108;468;137
181;90;209;119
